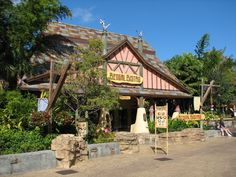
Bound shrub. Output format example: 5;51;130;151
0;126;57;155
148;119;200;134
31;111;50;126
93;130;115;144
204;111;219;120
54;111;74;126
148;120;155;134
86;120;115;144
0;90;37;130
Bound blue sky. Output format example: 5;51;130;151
60;0;236;61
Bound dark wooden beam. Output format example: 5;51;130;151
201;80;215;105
108;60;141;67
26;71;60;83
46;62;71;112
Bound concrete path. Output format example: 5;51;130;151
6;137;236;177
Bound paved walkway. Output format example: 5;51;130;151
7;137;236;177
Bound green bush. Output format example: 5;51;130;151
148;119;200;134
0;127;57;155
93;130;115;144
204;111;220;120
148;120;155;134
0;90;37;130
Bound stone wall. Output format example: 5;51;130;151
204;119;236;130
114;128;206;154
158;128;205;145
114;132;139;154
204;130;221;138
0;150;56;176
87;142;120;159
51;134;87;168
136;128;205;145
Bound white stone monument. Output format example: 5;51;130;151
130;107;149;133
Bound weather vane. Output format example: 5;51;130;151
136;30;143;40
100;19;110;32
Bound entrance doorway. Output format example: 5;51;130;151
111;97;137;131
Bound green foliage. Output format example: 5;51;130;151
63;39;119;120
168;119;189;132
0;90;37;130
148;119;200;134
84;118;115;144
53;111;76;134
0;0;71;87
195;33;210;59
54;111;74;126
0;127;57;155
165;53;203;95
202;49;236;105
92;130;115;144
185;120;200;128
31;111;50;126
203;111;219;120
84;118;97;144
148;120;155;134
165;33;236;106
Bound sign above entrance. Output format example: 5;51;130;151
119;96;131;100
107;71;143;84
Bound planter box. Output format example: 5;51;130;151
87;142;120;159
0;150;56;176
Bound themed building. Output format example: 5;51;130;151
22;22;192;132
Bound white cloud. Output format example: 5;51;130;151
73;7;95;23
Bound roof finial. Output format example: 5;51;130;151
136;30;143;40
136;30;143;54
99;19;110;32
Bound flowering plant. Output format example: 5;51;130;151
93;126;115;144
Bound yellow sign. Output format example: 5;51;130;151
119;96;131;100
107;71;143;84
178;114;205;121
155;104;168;128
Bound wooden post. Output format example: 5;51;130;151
155;103;168;155
48;59;54;133
166;103;169;155
154;103;157;154
46;62;71;112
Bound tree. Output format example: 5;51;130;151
0;0;71;88
194;33;210;59
165;53;203;95
201;49;236;105
165;33;236;107
62;39;119;129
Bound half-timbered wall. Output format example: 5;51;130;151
106;45;180;91
107;46;142;88
143;66;178;90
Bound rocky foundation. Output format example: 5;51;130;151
51;134;87;168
